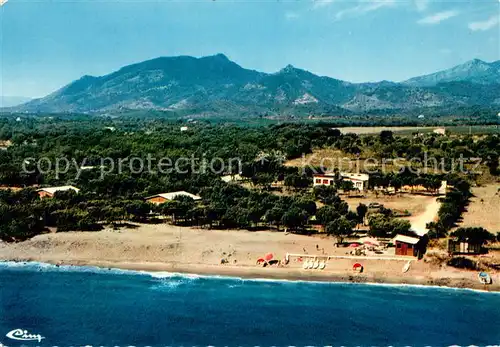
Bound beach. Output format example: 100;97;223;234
1;223;498;291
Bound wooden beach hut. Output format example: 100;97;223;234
393;234;421;257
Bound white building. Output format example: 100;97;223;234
313;172;369;191
221;174;244;183
433;128;446;135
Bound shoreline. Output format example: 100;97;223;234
1;224;498;293
2;258;499;293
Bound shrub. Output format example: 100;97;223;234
447;257;477;270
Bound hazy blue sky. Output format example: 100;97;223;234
1;0;499;97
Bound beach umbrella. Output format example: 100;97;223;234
264;253;274;261
349;243;360;247
256;258;266;265
353;263;363;272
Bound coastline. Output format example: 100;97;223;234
1;224;499;293
2;258;499;293
4;261;500;347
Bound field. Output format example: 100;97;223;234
285;148;361;169
458;184;500;232
332;125;498;135
445;125;500;135
335;126;432;135
344;193;434;216
284;148;444;174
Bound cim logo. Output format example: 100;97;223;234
5;329;45;343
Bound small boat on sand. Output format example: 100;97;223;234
478;272;492;285
402;261;412;273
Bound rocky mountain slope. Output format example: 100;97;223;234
403;59;500;87
11;54;500;115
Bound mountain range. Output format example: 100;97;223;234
8;54;500;116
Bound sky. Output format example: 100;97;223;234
0;0;499;98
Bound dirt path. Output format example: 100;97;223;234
405;197;441;236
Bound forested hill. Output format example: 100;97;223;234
9;54;500;116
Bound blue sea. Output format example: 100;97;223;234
0;262;499;346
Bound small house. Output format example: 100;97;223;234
313;172;369;191
313;173;336;186
221;174;245;183
448;239;484;255
145;191;201;205
0;140;11;151
433;128;446;135
37;186;80;199
341;172;370;191
393;234;421;257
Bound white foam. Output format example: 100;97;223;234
145;271;202;280
0;260;136;276
1;260;499;295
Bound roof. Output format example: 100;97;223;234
312;172;370;182
313;173;336;178
341;172;370;181
146;191;201;201
393;234;421;245
37;186;80;194
0;140;11;148
221;174;243;183
80;165;104;170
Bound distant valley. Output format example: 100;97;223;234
7;54;500;117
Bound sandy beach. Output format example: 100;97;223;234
1;223;498;292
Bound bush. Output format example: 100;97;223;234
450;227;495;244
447;257;477;270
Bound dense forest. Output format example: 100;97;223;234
0;115;498;242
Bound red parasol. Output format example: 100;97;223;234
353;263;363;271
256;258;266;264
349;243;361;248
264;253;274;261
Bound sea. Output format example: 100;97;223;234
0;262;499;347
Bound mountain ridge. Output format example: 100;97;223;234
9;54;500;115
402;59;500;87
